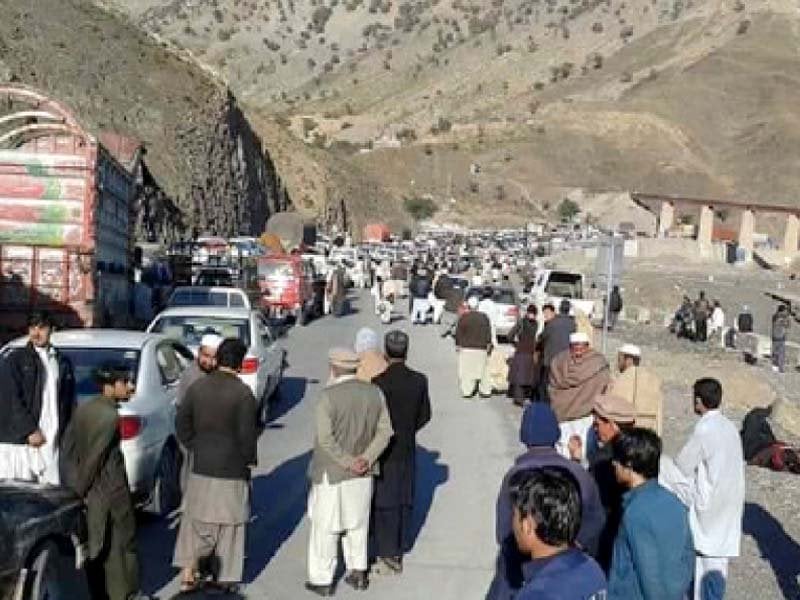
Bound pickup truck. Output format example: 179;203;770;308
525;269;598;320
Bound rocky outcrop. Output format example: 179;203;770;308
0;0;289;243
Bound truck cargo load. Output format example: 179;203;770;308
265;212;314;251
363;223;390;243
0;85;139;340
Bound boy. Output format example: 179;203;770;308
510;467;607;600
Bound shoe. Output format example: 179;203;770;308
304;582;334;597
344;570;369;591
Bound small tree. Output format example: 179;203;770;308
558;198;581;222
404;197;438;221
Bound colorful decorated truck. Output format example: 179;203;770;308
0;85;140;340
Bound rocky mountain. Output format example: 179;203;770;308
71;0;800;227
0;0;289;242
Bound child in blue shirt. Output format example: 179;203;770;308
510;467;608;600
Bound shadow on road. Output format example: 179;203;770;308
243;450;312;583
743;501;800;599
137;513;179;595
267;376;308;423
409;446;449;551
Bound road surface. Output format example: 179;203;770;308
138;290;520;599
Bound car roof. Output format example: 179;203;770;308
4;329;167;350
152;306;254;318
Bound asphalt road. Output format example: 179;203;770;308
138;290;520;600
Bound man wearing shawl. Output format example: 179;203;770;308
549;332;610;463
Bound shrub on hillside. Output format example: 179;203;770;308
404;196;438;221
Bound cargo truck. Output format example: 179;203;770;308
0;85;139;340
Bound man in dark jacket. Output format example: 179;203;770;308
173;338;258;592
0;310;75;484
61;364;144;600
608;286;623;330
539;300;576;368
694;291;711;343
370;331;432;575
488;403;605;600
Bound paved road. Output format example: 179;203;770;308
139;291;520;599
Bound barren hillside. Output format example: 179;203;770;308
0;0;289;242
96;0;800;228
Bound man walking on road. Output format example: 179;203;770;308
0;310;75;484
661;378;745;600
306;348;393;596
608;285;623;331
173;339;257;593
371;331;432;575
455;296;494;398
549;332;610;462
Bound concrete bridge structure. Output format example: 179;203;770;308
632;192;800;260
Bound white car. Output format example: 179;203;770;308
1;330;191;516
166;286;253;309
147;306;285;422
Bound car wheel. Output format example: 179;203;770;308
27;541;82;600
150;442;182;518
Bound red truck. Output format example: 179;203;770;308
0;85;139;341
363;222;390;243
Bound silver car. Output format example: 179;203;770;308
147;306;285;423
1;330;190;517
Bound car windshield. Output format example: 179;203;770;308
258;261;293;279
196;271;233;287
150;316;251;348
58;348;140;403
169;289;233;307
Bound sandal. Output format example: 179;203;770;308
179;579;198;593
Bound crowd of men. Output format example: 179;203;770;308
0;249;752;600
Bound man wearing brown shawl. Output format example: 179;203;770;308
548;332;610;463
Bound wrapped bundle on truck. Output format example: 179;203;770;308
363;223;390;243
265;212;315;252
0;85;138;340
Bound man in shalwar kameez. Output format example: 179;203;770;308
305;348;393;596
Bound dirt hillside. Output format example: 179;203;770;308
93;0;800;229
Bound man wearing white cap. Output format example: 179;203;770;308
177;333;222;407
175;333;223;500
609;344;663;435
306;348;393;596
454;295;494;398
548;332;610;463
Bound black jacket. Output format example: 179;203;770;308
0;343;75;446
455;311;492;349
372;362;432;507
539;315;576;366
177;370;258;480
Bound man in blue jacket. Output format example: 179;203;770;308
487;403;606;599
608;428;695;599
